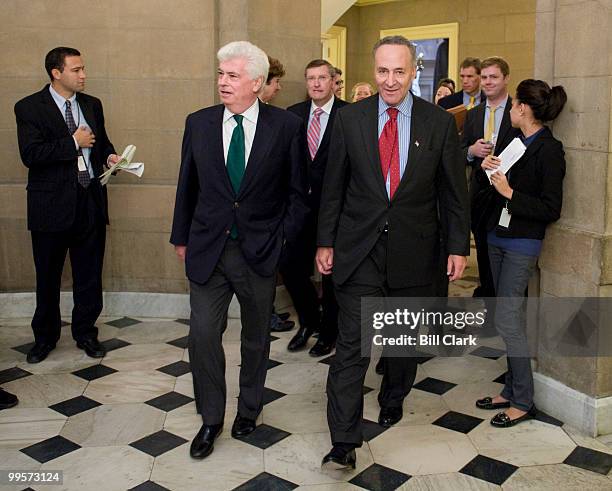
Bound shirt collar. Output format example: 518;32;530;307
378;91;413;118
49;84;76;107
310;95;335;116
486;94;508;110
223;98;260;124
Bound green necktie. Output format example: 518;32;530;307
227;114;245;238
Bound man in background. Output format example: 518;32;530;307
438;57;484;110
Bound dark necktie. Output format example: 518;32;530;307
65;99;90;188
227;114;245;238
378;107;400;199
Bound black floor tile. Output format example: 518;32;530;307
493;372;507;384
105;316;142;328
413;377;457;395
460;454;518;485
232;472;298;491
157;361;191;377
71;364;117;381
12;341;35;355
363;385;374;395
145;391;194;412
167;336;189;349
362;419;388;442
129;430;187;457
319;354;335;366
129;481;171;491
432;411;484;434
175;318;190;326
101;338;131;352
49;395;101;417
269;334;280;342
267;359;283;370
535;410;563;427
20;435;80;463
262;387;286;405
0;366;32;385
349;463;411;490
470;346;506;360
237;424;290;450
563;446;612;475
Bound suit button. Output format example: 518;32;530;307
234;202;239;209
225;229;230;235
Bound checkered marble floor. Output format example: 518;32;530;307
1;276;612;489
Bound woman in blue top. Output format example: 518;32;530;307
474;79;567;427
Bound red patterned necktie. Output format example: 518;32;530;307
307;107;323;160
378;107;400;199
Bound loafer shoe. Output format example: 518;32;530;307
309;339;334;357
76;338;106;358
26;342;56;364
231;414;256;438
490;408;536;428
476;396;511;410
378;406;403;427
190;423;223;459
321;446;356;470
0;388;18;410
287;326;313;351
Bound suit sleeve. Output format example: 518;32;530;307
438;112;471;256
170;115;199;246
317;109;349;247
508;140;565;223
14;100;78;168
461;109;478;168
282;119;310;244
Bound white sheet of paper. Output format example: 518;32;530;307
486;137;526;184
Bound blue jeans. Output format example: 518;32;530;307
488;244;538;412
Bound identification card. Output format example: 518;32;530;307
498;206;511;228
77;156;87;172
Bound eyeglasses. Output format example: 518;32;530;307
306;76;331;84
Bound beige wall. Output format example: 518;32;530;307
337;0;535;100
0;0;321;293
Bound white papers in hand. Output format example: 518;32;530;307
99;144;145;185
486;137;526;184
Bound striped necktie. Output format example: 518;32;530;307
65;99;90;188
307;107;323;160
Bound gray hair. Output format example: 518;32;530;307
217;41;270;82
372;36;417;67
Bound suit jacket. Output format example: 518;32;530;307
483;127;565;239
462;96;521;231
286;97;348;217
438;90;486;110
14;85;115;232
317;94;470;288
170;101;309;284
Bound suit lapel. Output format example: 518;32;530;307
207;105;234;196
40;86;71;136
316;98;341;159
360;96;388;200
76;94;98;136
494;96;514;153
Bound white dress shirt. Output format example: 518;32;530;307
222;99;259;166
308;95;335;151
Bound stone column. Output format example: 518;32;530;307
532;0;612;436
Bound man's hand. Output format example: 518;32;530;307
107;154;121;167
175;245;187;261
73;126;95;148
447;255;467;282
469;138;493;159
316;247;334;275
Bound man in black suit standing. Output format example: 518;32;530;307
14;47;119;364
170;41;308;459
438;57;485;110
463;56;520;299
316;36;470;469
282;59;348;357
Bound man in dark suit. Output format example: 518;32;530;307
316;36;470;469
438;57;485;110
462;56;520;299
282;59;348;357
14;47;119;364
170;41;308;460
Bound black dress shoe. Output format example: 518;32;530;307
375;358;384;375
26;342;56;364
490;407;536;428
0;388;18;410
476;396;511;410
270;320;295;333
231;414;256;438
287;326;314;351
278;312;291;321
309;339;334;357
190;423;223;459
76;338;106;358
321;446;356;470
378;406;403;427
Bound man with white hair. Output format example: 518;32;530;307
170;41;309;459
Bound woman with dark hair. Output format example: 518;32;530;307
475;79;568;427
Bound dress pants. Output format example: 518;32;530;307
488;244;537;412
327;233;433;446
30;184;106;345
473;226;495;297
189;238;276;425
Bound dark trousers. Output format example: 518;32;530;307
279;228;338;344
189;239;276;425
30;185;105;345
327;234;432;446
489;244;537;412
473;227;495;297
